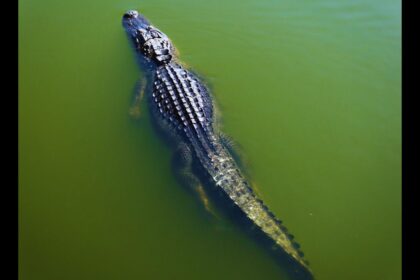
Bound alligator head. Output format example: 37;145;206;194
122;10;175;65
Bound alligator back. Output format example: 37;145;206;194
150;62;313;279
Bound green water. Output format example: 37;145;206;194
19;0;401;279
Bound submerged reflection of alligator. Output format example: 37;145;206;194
122;10;314;280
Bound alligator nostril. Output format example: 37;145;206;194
124;10;139;19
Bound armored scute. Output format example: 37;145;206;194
123;10;313;280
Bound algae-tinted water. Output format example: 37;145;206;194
19;0;401;279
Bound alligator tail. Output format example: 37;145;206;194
212;150;314;279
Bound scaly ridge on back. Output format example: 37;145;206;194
123;9;313;279
208;147;311;272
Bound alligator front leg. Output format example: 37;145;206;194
129;76;147;120
172;142;219;219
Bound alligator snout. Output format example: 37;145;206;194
123;10;139;19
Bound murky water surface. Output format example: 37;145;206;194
19;0;401;279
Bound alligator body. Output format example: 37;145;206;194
122;10;313;279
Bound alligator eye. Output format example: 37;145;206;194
124;10;138;19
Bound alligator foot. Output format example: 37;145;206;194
172;142;220;219
129;77;146;120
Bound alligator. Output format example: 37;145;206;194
122;10;314;280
